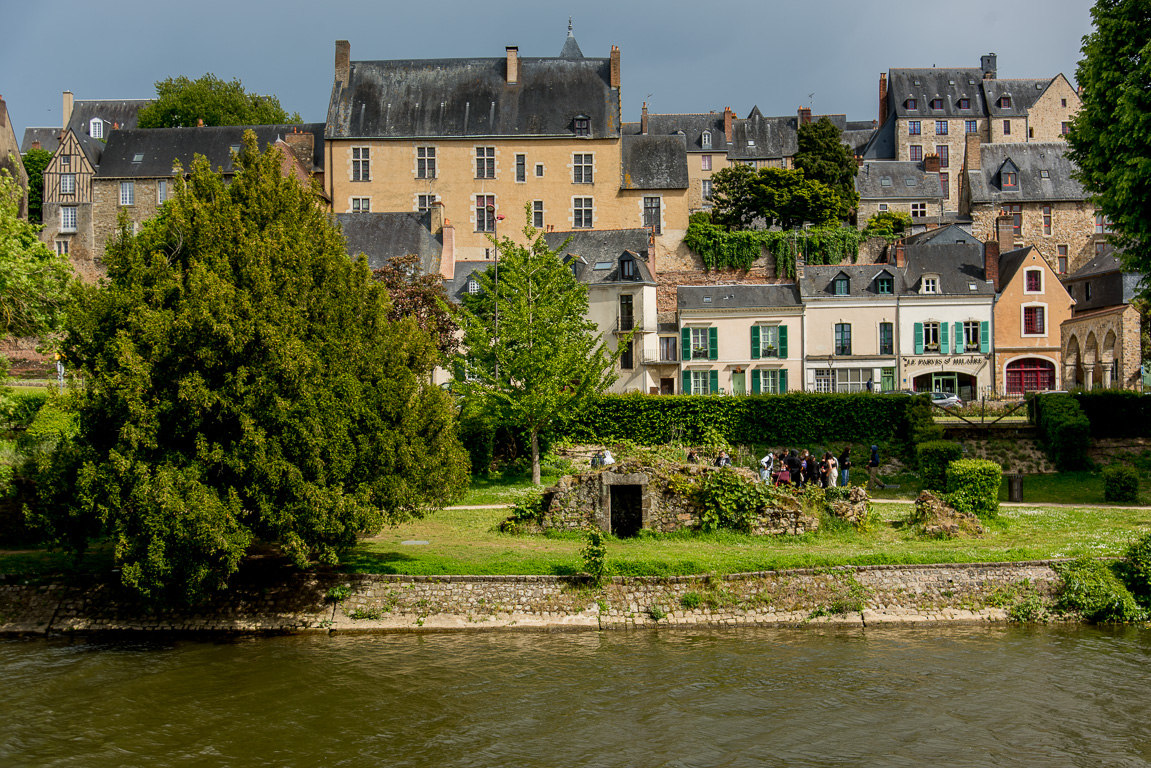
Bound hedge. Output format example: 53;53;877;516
1103;464;1140;503
1073;391;1151;438
945;458;1002;519
1033;394;1091;471
0;389;48;431
916;440;963;491
553;392;912;447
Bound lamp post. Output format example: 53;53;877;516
487;205;505;380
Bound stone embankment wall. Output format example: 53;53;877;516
1;561;1062;635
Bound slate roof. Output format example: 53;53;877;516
620;134;688;189
860;118;896;160
21;127;60;154
74;130;106;168
337;212;441;274
727;107;796;160
888;69;988;119
901;223;981;246
902;243;995;295
559;30;584;59
623;113;730;153
983;78;1050;117
545;228;655;285
856;160;944;200
95;124;325;178
677;284;801;311
1067;249;1123;280
967;142;1085;204
996;245;1037;289
327;53;619;139
66;99;151;138
443;261;492;302
799;264;905;299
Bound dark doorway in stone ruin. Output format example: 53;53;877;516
610;485;643;538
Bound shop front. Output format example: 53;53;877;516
900;354;991;401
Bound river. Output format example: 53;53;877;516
2;626;1150;767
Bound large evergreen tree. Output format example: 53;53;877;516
137;74;300;128
1066;0;1151;275
793;117;860;210
32;133;467;603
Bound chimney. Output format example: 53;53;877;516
428;200;445;235
894;242;906;268
996;212;1015;254
439;219;456;280
335;40;351;89
924;152;940;173
723;107;735;142
798;106;812;125
0;96;5;128
855;154;864;167
641;101;648;135
284;129;314;171
62;90;74;129
610;46;621;88
506;46;519;85
984;240;1001;291
965;133;981;171
31;140;41;150
795;256;805;281
878;73;888;126
981;53;997;80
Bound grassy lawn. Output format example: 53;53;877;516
455;470;562;506
871;468;1151;506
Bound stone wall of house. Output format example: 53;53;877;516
1061;303;1142;390
91;178;166;276
970;200;1097;275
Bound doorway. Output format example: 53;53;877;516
660;378;675;395
609;485;643;537
732;371;746;395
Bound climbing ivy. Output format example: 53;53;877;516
683;219;871;278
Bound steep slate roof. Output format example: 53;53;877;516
677;284;801;311
996;245;1038;289
95;124;325;178
624;113;730;153
728;107;796;160
443;261;492;302
799;263;905;299
327;50;619;139
888;69;988;119
983;78;1050;117
621;133;688;189
559;28;584;59
74;130;106;168
856;160;944;200
901;223;981;246
1067;249;1123;280
67;99;151;138
21;127;60;154
545;228;655;285
860;117;896;159
337;212;441;274
902;243;995;295
967;142;1085;204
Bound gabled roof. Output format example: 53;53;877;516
21;127;60;154
677;284;801;311
67;99;151;138
983;78;1050;117
902;243;995;295
95;124;325;178
856;160;944;200
443;261;491;302
728;107;796;159
545;228;655;285
996;245;1039;289
1066;250;1124;280
623;113;730;153
327;53;619;139
860;117;896;160
620;134;688;189
337;212;441;274
799;263;906;299
901;223;981;246
73;130;106;168
967;142;1085;204
888;69;988;119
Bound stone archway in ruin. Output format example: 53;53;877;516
1084;332;1099;390
1102;329;1118;388
1064;335;1081;389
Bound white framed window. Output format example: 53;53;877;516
573;153;593;183
352;147;370;181
120;182;135;206
702;131;712;149
89;117;103;139
475;147;495;179
690;328;709;360
964;321;981;349
922;276;939;294
835;368;870;393
475;195;496;232
643;196;661;235
690;370;710;395
60;173;75;195
878;203;888;212
515;154;526;183
813;369;833;393
573;197;593;228
157;180;168;203
55;240;69;255
60;206;77;232
418;194;438;213
923;321;941;352
1024;268;1043;294
759;325;780;358
467;276;480;295
535;163;544;178
702;179;712;201
351;197;370;213
1023;305;1047;336
701;154;712;171
417;146;436;179
532;200;544;229
759;369;781;394
60;154;70;169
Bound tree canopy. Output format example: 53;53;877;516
372;253;459;357
1066;0;1151;276
137;74;301;129
710;165;848;231
31;133;466;603
22;148;52;224
453;209;620;484
793;117;860;209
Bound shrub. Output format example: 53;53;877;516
901;395;944;456
680;591;703;610
697;468;775;533
0;389;48;431
1122;531;1151;603
1035;394;1091;471
916;440;963;490
1103;465;1140;502
581;526;609;585
945;459;1002;519
1054;557;1146;623
1073;391;1151;438
457;408;496;477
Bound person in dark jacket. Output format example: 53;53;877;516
839;446;852;487
868;444;881;489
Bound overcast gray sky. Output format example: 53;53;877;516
2;0;1094;141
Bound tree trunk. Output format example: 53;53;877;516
531;430;541;485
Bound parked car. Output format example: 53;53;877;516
928;391;963;409
881;389;917;396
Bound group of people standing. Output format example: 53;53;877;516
758;448;850;488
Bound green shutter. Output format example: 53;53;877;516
954;321;964;353
751;369;761;394
708;327;718;361
750;325;761;359
681;327;691;361
682;370;691;394
940;323;950;354
914;322;924;355
779;369;788;393
709;369;719;393
779;325;788;359
980;320;990;353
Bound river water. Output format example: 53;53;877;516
2;626;1150;767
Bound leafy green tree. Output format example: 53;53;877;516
863;210;913;240
453;209;620;485
31;133;467;603
711;165;847;231
1066;0;1151;277
137;74;301;129
794;117;860;209
372;253;458;356
22;148;52;224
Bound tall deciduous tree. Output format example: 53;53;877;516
1066;0;1151;276
137;74;301;129
31;133;467;603
22;148;52;224
711;165;847;231
453;210;620;485
372;253;459;357
794;117;860;209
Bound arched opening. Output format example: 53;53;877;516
1103;329;1118;388
1006;358;1056;394
912;371;978;401
1084;332;1099;390
1065;335;1081;389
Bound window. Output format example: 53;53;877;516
834;323;852;356
935;145;948;169
55;240;69;255
120;181;134;206
660;337;678;362
466;276;480;295
758;325;781;358
1095;211;1111;233
1057;245;1068;274
1095;241;1107;254
690;370;710;395
813;369;833;393
417;147;436;179
60;154;70;169
909;145;923;161
999;96;1012;108
923;321;940;352
60;206;77;232
574;116;590;137
701;131;712;149
475;147;495;178
835;368;870;393
691;328;710;360
573;197;593;228
620;340;634;370
351;197;370;213
60;173;75;195
1003;120;1011;135
702;179;713;201
1003;171;1017;188
1061;121;1071;135
879;203;889;212
573;154;593;183
879;322;894;355
1062;99;1068;107
935;120;948;135
877;275;893;294
907;99;918;110
1085;283;1092;301
965;120;978;134
535;163;545;177
911;202;927;217
515;154;526;183
475;195;495;232
939;172;950;199
922;276;939;293
533;200;544;228
834;276;849;295
643;196;661;235
158;180;167;203
963;321;981;349
1042;205;1052;235
930;98;943;110
1024;306;1046;334
908;121;921;135
352;147;370;181
89;117;103;139
418;194;438;213
618;295;634;331
959;98;971;109
1007;203;1023;235
1040;170;1050;179
620;258;636;280
701;154;712;171
759;369;783;394
1025;269;1042;292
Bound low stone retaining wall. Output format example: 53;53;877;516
0;561;1063;634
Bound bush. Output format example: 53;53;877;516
1103;464;1140;502
457;408;496;477
945;459;1002;519
916;440;963;491
697;468;774;533
0;389;48;431
1121;531;1151;604
1074;391;1151;438
1034;394;1091;471
1054;557;1146;623
901;396;944;456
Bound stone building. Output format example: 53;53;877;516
855;158;945;228
1060;249;1143;390
0;95;28;218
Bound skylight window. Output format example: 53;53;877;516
1040;170;1050;179
905;178;918;186
132;153;144;163
703;296;712;303
593;261;612;270
880;177;893;186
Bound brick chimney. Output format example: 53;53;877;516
641;101;648;135
335;40;351;89
506;46;519;85
984;240;1000;291
62;90;74;129
723;107;735;142
439;218;456;279
996;212;1015;254
284;128;314;171
878;73;888;126
965;133;981;171
855;154;864;167
428;200;445;234
798;106;812;125
924;152;940;173
894;242;906;268
610;46;621;88
31;140;41;150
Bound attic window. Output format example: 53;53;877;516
834;276;849;295
968;79;976;85
701;131;712;149
1002;171;1017;188
969;283;978;291
921;275;940;294
1040;170;1050;179
906;98;918;109
574;116;590;137
620;258;636;279
230;145;241;155
593;261;612;270
89;118;103;139
930;98;943;110
999;96;1012;108
702;296;712;303
959;98;970;109
913;79;921;86
467;277;480;294
877;275;893;294
905;177;918;187
132;153;144;163
747;139;756;147
880;176;893;187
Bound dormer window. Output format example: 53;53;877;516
930;98;943;110
89;118;103;139
999;96;1012;108
833;275;850;295
467;276;480;295
906;98;918;110
701;131;712;149
922;276;939;294
620;257;636;280
876;274;894;294
959;98;970;109
1003;171;1017;188
574;116;590;137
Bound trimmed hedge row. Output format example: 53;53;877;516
945;459;1002;519
1032;394;1091;471
1073;391;1151;438
553;392;912;446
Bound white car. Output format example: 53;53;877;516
928;391;963;409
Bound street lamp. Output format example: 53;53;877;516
487;205;505;380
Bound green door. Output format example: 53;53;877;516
732;371;746;395
932;373;958;394
881;367;895;392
